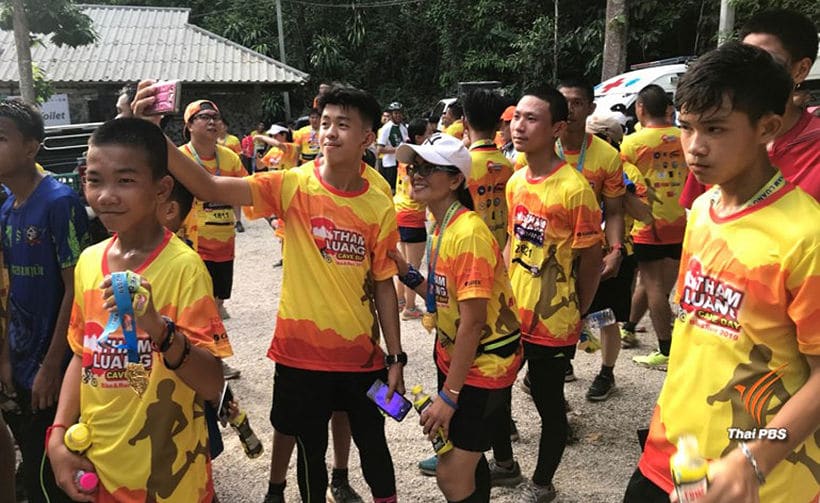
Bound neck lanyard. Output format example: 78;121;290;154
187;142;220;176
555;134;588;174
425;201;461;314
711;172;785;212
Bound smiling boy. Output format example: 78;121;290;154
133;82;404;503
624;42;820;503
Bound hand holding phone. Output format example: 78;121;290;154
367;379;412;422
144;80;181;116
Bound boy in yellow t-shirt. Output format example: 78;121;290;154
293;109;321;164
47;118;231;502
625;42;820;503
134;83;404;503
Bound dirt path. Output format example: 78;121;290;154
212;218;667;502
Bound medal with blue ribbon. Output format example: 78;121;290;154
97;271;151;397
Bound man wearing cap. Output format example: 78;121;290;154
180;101;247;379
256;124;299;172
377;102;409;192
498;105;518;161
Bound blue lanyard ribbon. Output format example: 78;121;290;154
555;134;589;174
425;202;461;314
96;272;141;364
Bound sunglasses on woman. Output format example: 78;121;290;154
406;159;460;178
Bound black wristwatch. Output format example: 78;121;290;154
385;352;408;367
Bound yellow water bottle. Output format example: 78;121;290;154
670;434;709;502
411;385;453;456
64;423;92;455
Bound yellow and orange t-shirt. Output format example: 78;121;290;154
394;163;426;228
468;139;514;248
180;144;247;262
259;142;299;171
293;125;321;163
217;134;242;155
506;163;603;346
243;164;399;372
620;126;687;244
431;209;522;389
67;230;232;502
638;178;820;502
445;119;464;140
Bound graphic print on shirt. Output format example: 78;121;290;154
311;216;367;264
680;259;745;339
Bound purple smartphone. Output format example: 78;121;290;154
366;379;412;422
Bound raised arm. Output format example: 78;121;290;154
132;80;253;206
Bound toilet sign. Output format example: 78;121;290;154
40;94;71;126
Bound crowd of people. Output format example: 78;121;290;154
0;7;818;503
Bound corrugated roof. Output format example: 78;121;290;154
0;4;308;85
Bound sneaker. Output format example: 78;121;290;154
326;483;364;503
218;304;231;320
401;307;423;320
489;459;523;487
235;221;245;233
620;326;639;348
577;327;601;353
564;363;576;382
632;350;669;371
222;361;241;380
273;259;283;268
519;372;532;395
263;493;284;503
520;481;557;503
417;455;438;476
586;374;616;402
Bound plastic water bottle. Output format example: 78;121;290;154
74;470;98;494
586;308;616;329
64;423;92;455
230;411;263;458
410;385;453;456
670;434;708;502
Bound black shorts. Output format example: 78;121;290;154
587;254;637;322
436;369;510;452
204;260;234;300
623;468;670;503
633;243;682;262
399;226;426;243
379;164;398;193
270;364;387;436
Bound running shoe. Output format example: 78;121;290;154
586;374;616;402
218;304;231;320
235;221;245;233
564;363;576;382
262;492;284;503
418;455;438;476
620;326;639;348
326;483;364;503
577;327;601;353
401;307;423;320
489;459;523;487
273;259;283;268
222;361;241;380
632;350;669;371
520;481;557;503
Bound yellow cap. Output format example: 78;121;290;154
64;423;92;453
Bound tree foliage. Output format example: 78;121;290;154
0;0;95;46
96;0;818;121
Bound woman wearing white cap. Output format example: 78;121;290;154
391;133;522;503
253;124;299;172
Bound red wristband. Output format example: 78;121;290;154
45;423;68;452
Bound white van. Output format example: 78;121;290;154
593;60;689;131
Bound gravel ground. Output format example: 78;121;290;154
212;217;668;503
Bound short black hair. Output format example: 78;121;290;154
317;85;382;132
463;88;505;133
89;118;169;180
118;84;137;104
447;100;463;119
168;176;194;221
522;85;569;123
0;99;45;143
557;76;595;104
637;84;671;118
407;118;428;144
740;9;818;65
675;41;793;123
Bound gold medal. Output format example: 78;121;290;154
125;362;149;397
422;312;437;333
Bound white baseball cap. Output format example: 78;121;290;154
396;133;471;180
266;124;289;136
